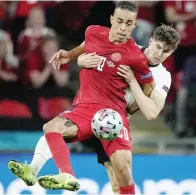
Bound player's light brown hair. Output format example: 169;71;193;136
153;24;181;50
115;1;138;13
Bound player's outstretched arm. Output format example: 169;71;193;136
49;42;85;70
118;65;168;120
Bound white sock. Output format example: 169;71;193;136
30;136;52;176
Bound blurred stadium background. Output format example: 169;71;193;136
0;1;196;194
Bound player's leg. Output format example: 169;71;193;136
110;150;134;194
37;116;79;191
8;136;52;186
8;117;79;187
38;106;95;191
104;162;120;194
93;137;120;194
102;122;135;195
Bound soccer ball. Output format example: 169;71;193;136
91;109;123;141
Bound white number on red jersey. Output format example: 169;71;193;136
118;126;129;141
97;57;106;72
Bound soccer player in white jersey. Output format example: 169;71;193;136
8;24;180;193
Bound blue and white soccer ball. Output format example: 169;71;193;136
91;109;123;141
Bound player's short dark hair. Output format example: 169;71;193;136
115;1;138;13
153;24;181;50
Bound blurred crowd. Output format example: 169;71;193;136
0;1;196;138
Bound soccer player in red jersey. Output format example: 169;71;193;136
10;2;154;194
39;2;154;193
8;23;180;194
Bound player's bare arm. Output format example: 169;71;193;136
117;65;165;120
127;82;155;115
49;41;85;70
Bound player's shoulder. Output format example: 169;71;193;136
159;64;171;79
18;28;31;39
128;39;147;65
85;25;109;35
154;64;171;85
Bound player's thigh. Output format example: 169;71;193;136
104;162;119;193
60;105;97;142
43;116;78;137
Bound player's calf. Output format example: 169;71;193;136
104;162;120;194
43;117;78;138
110;150;135;194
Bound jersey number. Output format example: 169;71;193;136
97;57;106;72
118;127;129;141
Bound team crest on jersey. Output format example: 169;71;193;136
162;85;169;93
111;52;121;62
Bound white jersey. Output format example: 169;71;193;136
125;62;171;106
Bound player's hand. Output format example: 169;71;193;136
49;49;71;70
77;53;103;68
117;65;136;84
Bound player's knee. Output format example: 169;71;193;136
43;121;56;134
43;117;67;134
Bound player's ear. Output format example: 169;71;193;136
110;15;114;25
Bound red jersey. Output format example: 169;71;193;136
73;25;153;114
22;49;68;86
17;27;56;61
164;1;196;46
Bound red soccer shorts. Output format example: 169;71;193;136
59;103;132;157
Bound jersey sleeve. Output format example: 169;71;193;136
85;25;101;38
131;52;154;84
154;72;171;98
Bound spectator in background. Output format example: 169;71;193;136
17;6;55;62
0;39;17;83
10;1;41;47
164;1;196;71
164;1;196;136
0;28;19;68
174;56;196;136
22;35;69;88
132;1;158;46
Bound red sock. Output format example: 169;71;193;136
45;132;74;175
120;184;135;195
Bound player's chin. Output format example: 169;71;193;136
116;37;127;42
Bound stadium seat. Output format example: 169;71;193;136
38;97;72;120
0;99;32;118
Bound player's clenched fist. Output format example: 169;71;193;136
77;53;103;68
117;65;135;84
49;49;71;70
